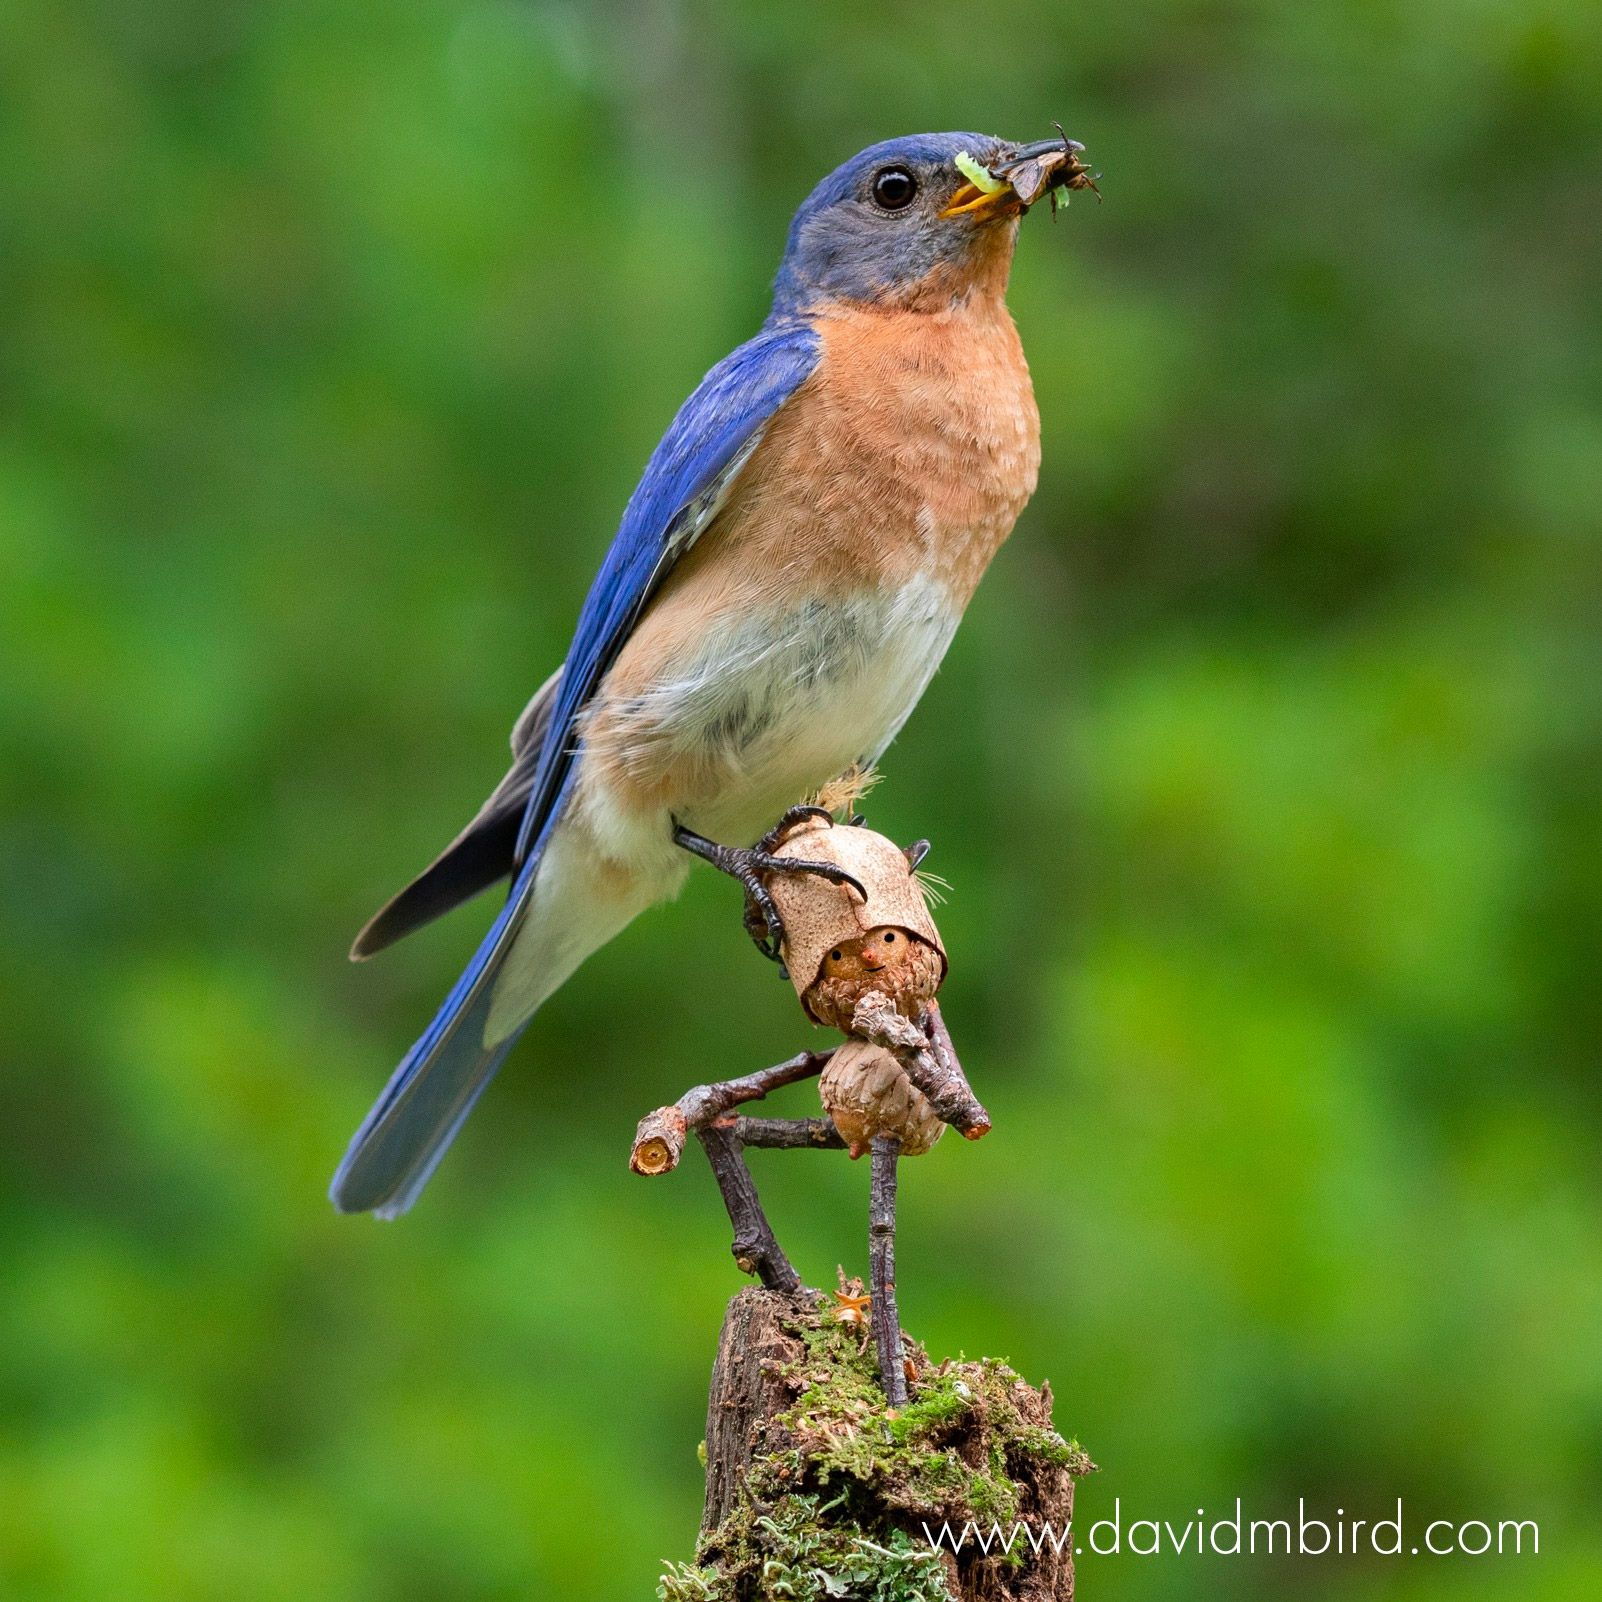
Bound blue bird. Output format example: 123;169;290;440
332;131;1092;1216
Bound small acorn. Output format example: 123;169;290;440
820;1038;944;1159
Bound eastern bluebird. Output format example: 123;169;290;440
332;131;1093;1217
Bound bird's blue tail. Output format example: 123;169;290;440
330;857;538;1219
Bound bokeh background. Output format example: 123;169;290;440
3;2;1600;1597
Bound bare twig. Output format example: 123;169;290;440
631;1052;840;1293
922;1000;971;1096
851;994;991;1137
695;1124;803;1294
731;1115;845;1151
629;1106;689;1175
630;1049;834;1175
868;1133;908;1406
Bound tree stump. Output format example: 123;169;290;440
663;1288;1094;1601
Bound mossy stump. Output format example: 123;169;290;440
661;1289;1093;1601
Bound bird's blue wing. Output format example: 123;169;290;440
512;317;821;862
330;317;821;1216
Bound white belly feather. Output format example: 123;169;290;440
586;572;961;856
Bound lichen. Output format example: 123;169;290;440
664;1296;1093;1601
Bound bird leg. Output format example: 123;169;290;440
868;1133;908;1406
672;818;867;962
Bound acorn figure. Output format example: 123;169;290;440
765;813;947;1163
629;803;990;1408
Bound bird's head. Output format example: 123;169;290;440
771;130;1095;316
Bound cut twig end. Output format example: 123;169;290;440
630;1140;674;1175
630;1106;689;1175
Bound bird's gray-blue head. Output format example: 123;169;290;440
770;130;1092;318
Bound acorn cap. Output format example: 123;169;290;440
768;818;946;1004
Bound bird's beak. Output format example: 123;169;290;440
941;133;1098;220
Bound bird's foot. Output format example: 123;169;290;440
672;818;867;962
755;803;835;855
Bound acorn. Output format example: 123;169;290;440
820;1038;944;1159
763;815;950;1158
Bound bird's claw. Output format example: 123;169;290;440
673;817;867;965
740;877;786;961
738;846;866;962
755;803;835;855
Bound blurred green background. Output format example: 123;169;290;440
2;1;1600;1597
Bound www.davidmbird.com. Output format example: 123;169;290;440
922;1500;1540;1559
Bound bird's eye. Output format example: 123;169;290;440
871;166;918;211
883;931;896;942
830;949;842;962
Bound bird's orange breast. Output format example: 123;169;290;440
809;293;1041;604
732;293;1040;605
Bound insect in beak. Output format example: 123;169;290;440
942;127;1100;219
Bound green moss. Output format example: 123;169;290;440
662;1494;952;1602
777;1320;1087;1529
659;1559;723;1601
666;1297;1093;1599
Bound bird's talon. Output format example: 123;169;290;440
756;803;834;855
740;878;787;961
751;851;867;904
674;819;866;964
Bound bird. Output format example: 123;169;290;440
331;129;1094;1217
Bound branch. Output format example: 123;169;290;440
694;1124;802;1293
629;1049;835;1175
851;994;991;1137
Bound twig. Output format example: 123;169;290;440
695;1124;803;1294
631;1052;840;1294
731;1115;845;1151
922;1000;971;1099
851;995;991;1137
868;1134;908;1406
630;1049;835;1175
629;1106;689;1176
